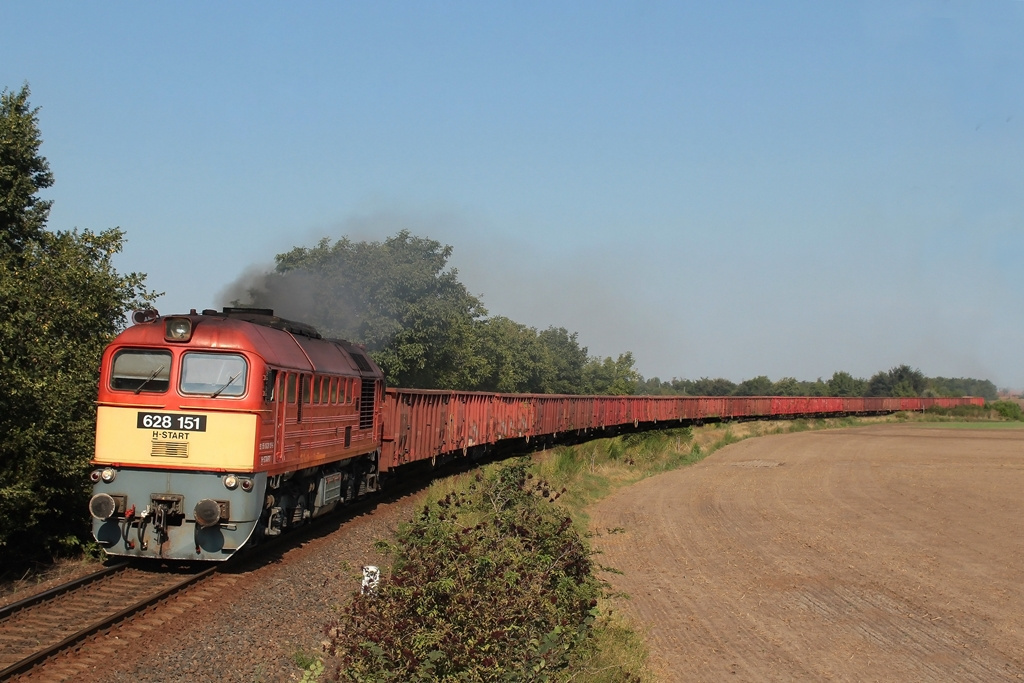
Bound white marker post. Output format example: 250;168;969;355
361;565;380;596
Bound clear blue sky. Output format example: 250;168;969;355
3;1;1022;389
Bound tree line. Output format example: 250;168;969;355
637;367;998;401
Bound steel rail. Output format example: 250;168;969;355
0;564;218;681
0;562;129;621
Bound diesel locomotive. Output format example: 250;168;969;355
88;307;385;561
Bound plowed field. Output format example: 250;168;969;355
589;425;1024;682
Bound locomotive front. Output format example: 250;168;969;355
88;311;268;560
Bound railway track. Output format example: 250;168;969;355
0;480;415;681
0;561;217;680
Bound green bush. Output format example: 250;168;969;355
926;402;1022;421
990;401;1024;421
927;404;986;419
324;461;600;681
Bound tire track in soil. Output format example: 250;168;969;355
589;425;1024;682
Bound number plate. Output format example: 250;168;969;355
137;412;207;432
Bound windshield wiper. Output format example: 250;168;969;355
134;365;166;394
209;371;243;398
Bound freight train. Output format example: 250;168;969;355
88;308;984;561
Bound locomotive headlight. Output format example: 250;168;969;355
224;474;238;490
100;467;117;483
164;317;193;342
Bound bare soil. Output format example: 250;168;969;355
589;424;1024;682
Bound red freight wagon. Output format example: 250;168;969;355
698;397;728;420
89;306;987;564
381;389;987;471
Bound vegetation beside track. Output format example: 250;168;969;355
323;461;605;681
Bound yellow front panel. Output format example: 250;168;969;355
94;406;257;471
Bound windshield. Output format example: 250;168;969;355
180;352;248;397
111;350;172;393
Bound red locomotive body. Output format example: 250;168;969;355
89;308;384;560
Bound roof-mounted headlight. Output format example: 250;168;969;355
164;317;193;342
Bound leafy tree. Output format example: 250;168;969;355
866;371;892;397
802;378;830;396
680;377;737;396
770;377;802;396
827;371;867;397
473;316;546;393
927;377;997;401
868;364;925;397
733;375;773;396
0;84;154;561
472;319;640;396
890;364;926;397
636;376;676;395
241;231;487;388
0;85;52;253
582;352;640;395
536;326;589;394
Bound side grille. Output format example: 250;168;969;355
151;441;189;458
360;381;375;430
